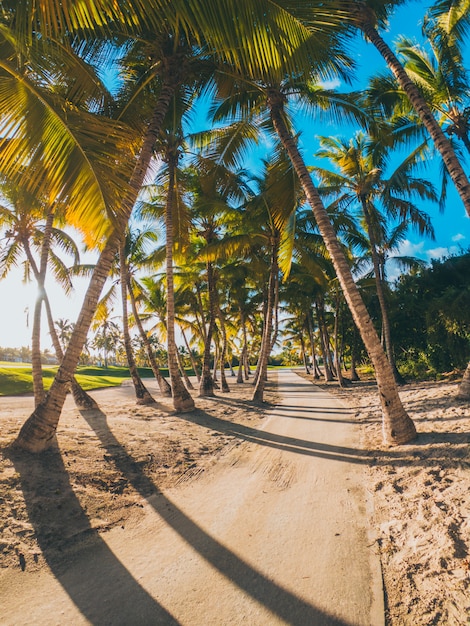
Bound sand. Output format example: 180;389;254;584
0;372;469;624
316;376;470;625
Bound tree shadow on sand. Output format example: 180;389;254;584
175;408;470;470
77;406;353;626
6;444;179;625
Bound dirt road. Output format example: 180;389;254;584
1;370;383;625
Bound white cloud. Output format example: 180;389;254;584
451;233;466;242
396;239;427;259
318;78;341;90
426;245;459;260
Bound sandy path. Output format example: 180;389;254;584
1;370;383;625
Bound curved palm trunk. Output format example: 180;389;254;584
165;153;195;412
14;81;180;453
43;296;99;410
217;308;230;393
24;214;96;408
31;289;46;406
25;210;55;405
356;10;470;217
457;363;470;399
119;242;155;405
307;310;322;380
268;90;416;445
127;275;172;396
237;311;248;383
180;327;201;382
316;299;334;381
175;346;194;390
333;291;347;388
362;199;404;384
199;260;217;397
252;234;278;402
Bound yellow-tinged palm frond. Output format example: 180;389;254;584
278;211;296;279
0;70;137;246
11;0;176;41
181;0;350;84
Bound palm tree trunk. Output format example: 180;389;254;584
180;326;201;382
175;345;195;390
23;209;55;406
356;10;470;217
126;275;172;396
457;362;470;398
42;295;99;410
361;199;404;384
14;80;180;452
31;289;46;406
199;260;217;397
242;317;251;379
237;311;247;383
119;241;155;405
165;151;195;412
24;213;96;408
300;333;310;374
350;326;361;382
212;337;219;384
307;310;321;380
217;308;230;393
252;234;279;402
333;291;347;388
268;89;416;445
237;346;246;383
316;299;334;381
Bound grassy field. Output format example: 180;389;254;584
0;364;164;396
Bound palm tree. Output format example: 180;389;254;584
395;33;470;152
55;319;74;351
162;141;195;410
12;0;413;450
312;131;437;382
14;17;202;449
118;239;156;404
0;181;98;407
91;304;122;368
184;158;251;397
338;0;470;216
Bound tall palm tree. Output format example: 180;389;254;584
264;85;417;443
14;19;203;449
184;158;250;397
91;304;122;367
12;0;412;450
118;239;156;404
312;131;436;382
211;49;418;440
336;0;470;216
0;181;98;406
161;137;195;411
395;34;470;152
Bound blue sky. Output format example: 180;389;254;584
1;1;468;349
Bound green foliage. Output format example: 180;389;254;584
390;251;470;378
395;349;438;381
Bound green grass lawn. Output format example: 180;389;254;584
0;364;165;396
